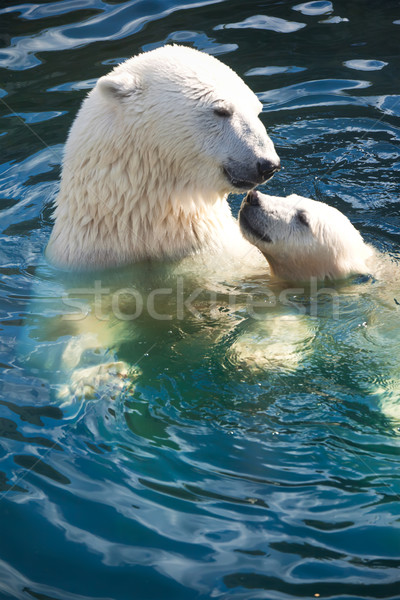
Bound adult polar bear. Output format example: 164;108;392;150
47;45;280;270
44;45;280;402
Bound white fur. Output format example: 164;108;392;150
46;45;279;270
239;192;375;281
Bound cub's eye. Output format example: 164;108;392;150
297;210;309;226
214;106;232;117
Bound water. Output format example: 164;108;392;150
1;1;400;599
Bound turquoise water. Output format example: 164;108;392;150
1;1;400;599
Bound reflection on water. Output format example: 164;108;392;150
1;0;400;599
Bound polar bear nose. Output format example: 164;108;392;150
257;159;281;182
245;190;260;206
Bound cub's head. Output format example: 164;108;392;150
239;190;373;281
95;45;280;195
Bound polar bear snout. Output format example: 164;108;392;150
257;158;281;183
244;189;260;206
223;157;280;190
239;196;272;244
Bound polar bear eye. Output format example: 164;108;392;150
213;106;232;118
297;210;309;227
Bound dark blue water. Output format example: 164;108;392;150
1;1;400;599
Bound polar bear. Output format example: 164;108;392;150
42;45;282;403
46;45;280;270
239;189;375;281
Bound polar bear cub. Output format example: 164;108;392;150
239;190;374;281
231;190;374;374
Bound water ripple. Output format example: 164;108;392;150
0;0;226;70
293;1;333;16
215;15;306;33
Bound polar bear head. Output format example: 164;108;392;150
239;190;374;281
94;45;280;193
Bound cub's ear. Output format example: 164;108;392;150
96;73;139;102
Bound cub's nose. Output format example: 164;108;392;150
245;189;260;206
257;158;281;182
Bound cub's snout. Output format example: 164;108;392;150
244;189;261;206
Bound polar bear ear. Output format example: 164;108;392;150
97;73;138;102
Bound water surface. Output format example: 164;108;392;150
1;1;400;599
